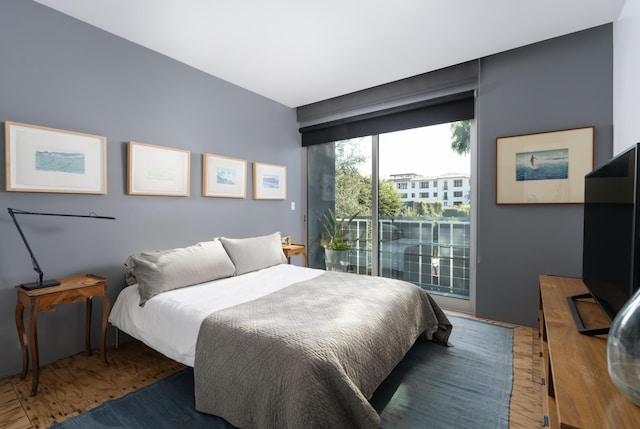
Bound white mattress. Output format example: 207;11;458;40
108;264;324;366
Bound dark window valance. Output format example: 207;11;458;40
299;90;475;146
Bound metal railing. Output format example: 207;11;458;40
344;217;471;299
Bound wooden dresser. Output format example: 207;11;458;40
539;274;640;428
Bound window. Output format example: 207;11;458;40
306;122;475;312
454;179;463;187
454;191;463;198
443;181;448;190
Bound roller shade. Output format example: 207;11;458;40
297;60;478;146
300;91;474;146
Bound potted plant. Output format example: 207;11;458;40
319;208;359;272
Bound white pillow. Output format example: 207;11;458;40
125;240;236;305
219;232;287;276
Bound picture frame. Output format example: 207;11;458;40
496;126;594;204
127;141;191;196
253;162;286;200
281;235;292;246
5;121;107;194
202;153;247;198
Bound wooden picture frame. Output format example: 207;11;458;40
202;153;247;198
5;121;107;194
496;126;594;204
127;141;190;196
281;235;292;246
253;162;286;200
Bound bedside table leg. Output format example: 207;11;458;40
85;297;93;355
28;307;40;396
15;300;28;379
99;294;110;366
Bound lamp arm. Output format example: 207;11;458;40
8;208;45;285
7;208;116;289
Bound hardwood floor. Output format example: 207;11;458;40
0;317;542;429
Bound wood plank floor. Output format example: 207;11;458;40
0;317;542;429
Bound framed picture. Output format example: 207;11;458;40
496;126;594;204
5;121;107;194
202;154;247;198
281;235;292;246
128;141;190;196
253;162;286;200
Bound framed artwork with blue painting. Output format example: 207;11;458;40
203;153;247;198
253;162;286;200
496;126;594;204
5;121;107;194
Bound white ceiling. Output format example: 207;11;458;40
33;0;626;108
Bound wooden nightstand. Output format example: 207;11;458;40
282;244;308;267
15;273;110;396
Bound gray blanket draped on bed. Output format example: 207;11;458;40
194;271;452;429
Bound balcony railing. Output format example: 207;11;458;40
343;217;471;299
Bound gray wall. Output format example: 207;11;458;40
476;25;613;326
0;1;302;377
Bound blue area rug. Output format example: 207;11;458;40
50;314;512;429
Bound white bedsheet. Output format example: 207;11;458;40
108;264;324;366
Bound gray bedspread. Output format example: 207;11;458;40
194;271;452;429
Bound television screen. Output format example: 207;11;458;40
582;144;640;324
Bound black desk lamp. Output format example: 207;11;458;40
7;208;116;290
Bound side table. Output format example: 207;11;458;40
282;244;308;267
15;273;110;396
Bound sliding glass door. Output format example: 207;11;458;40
307;121;475;313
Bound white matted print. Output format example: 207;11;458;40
496;126;594;204
203;153;247;198
253;162;286;200
5;121;107;194
128;141;190;196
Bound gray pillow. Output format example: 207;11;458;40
220;232;287;276
125;239;236;305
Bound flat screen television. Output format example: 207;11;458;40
577;143;640;335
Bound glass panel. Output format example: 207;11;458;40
307;120;473;305
307;137;372;272
378;122;471;300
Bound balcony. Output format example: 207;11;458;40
340;217;471;299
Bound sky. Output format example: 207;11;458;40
355;123;471;179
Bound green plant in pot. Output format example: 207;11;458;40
319;209;359;272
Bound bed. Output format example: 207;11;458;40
109;233;452;429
